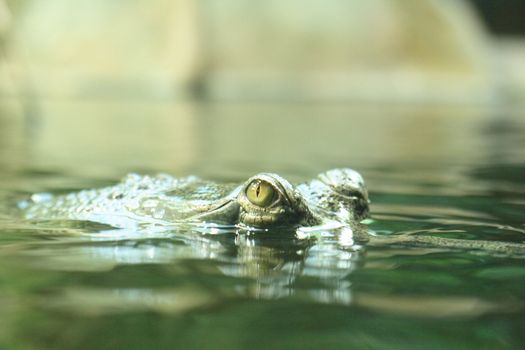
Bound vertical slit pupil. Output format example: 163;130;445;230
256;183;261;197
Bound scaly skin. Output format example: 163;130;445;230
21;168;525;256
22;169;369;229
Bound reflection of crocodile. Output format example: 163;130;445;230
21;168;525;255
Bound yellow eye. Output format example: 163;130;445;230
246;180;276;207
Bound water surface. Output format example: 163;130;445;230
1;100;525;349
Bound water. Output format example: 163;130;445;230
1;100;525;349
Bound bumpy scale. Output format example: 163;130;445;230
21;169;525;255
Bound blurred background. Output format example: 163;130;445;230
0;0;524;180
2;0;525;102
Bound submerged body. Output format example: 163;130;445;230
21;168;525;255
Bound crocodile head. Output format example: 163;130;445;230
192;168;370;228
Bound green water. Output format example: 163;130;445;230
1;100;525;349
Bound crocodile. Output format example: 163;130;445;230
21;168;525;255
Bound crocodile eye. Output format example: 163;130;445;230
246;180;276;207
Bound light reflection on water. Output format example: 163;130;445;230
1;101;525;349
